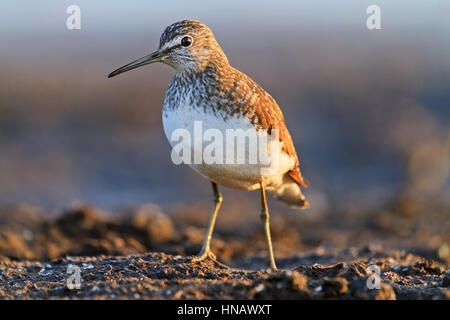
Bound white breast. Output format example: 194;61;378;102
162;102;295;191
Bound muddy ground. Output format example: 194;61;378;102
0;197;449;299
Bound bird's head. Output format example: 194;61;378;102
108;20;228;78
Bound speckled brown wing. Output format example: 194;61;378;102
229;68;309;188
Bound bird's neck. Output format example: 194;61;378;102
175;60;231;82
174;48;230;79
165;61;232;113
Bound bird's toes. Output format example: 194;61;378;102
191;251;230;269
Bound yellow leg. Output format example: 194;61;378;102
194;182;222;261
260;183;277;271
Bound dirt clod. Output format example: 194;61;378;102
0;205;448;299
322;277;348;298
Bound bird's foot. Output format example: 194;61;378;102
194;249;217;261
192;250;229;269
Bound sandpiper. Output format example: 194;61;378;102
108;20;309;270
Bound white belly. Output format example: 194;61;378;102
162;105;295;190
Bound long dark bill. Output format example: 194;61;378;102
107;50;163;78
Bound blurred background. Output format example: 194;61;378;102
0;1;448;263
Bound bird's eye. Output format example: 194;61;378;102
181;36;192;47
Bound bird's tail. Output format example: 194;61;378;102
266;174;309;209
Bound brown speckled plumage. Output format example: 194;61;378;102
161;20;308;188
